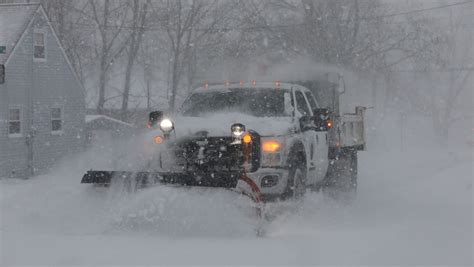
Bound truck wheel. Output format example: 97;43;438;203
284;162;307;200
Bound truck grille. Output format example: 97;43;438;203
173;137;244;172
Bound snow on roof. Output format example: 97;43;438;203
85;115;135;128
0;3;39;64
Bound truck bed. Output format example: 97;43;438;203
330;106;366;150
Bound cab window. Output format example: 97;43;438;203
304;91;318;110
295;91;310;116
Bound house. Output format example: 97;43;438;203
0;3;85;178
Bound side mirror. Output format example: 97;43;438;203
313;108;332;131
148;111;163;128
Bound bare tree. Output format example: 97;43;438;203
120;0;150;120
86;0;129;114
153;0;238;111
427;7;473;143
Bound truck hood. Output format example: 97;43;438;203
167;113;295;138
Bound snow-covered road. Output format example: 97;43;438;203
1;146;472;265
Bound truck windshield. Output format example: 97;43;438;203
180;88;288;117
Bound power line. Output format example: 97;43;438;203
367;0;473;20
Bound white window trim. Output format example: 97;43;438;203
33;29;47;62
8;106;23;138
51;106;64;135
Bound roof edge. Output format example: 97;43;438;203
2;3;39;65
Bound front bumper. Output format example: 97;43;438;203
161;167;290;195
245;167;289;196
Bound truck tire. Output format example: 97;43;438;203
283;159;307;200
323;149;357;200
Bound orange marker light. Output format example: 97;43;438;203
243;134;252;144
262;140;282;152
225;80;230;87
154;135;164;144
275;81;281;88
239;80;245;87
204;81;209;89
327;119;333;129
251;80;257;87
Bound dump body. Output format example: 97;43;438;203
292;79;366;153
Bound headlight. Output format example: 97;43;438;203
231;123;245;138
160;118;174;133
231;123;246;144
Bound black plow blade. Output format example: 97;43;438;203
81;171;161;186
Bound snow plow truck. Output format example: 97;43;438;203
81;76;366;204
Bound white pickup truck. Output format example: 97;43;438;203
82;78;366;201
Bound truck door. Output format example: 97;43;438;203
304;91;329;182
293;90;318;184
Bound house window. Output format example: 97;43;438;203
34;31;46;60
8;108;22;136
51;107;62;132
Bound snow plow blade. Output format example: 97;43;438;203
81;171;160;186
80;170;240;188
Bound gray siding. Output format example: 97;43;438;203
0;8;85;178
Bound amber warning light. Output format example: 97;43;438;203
262;140;282;152
327;119;333;129
243;134;252;144
154;135;164;144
